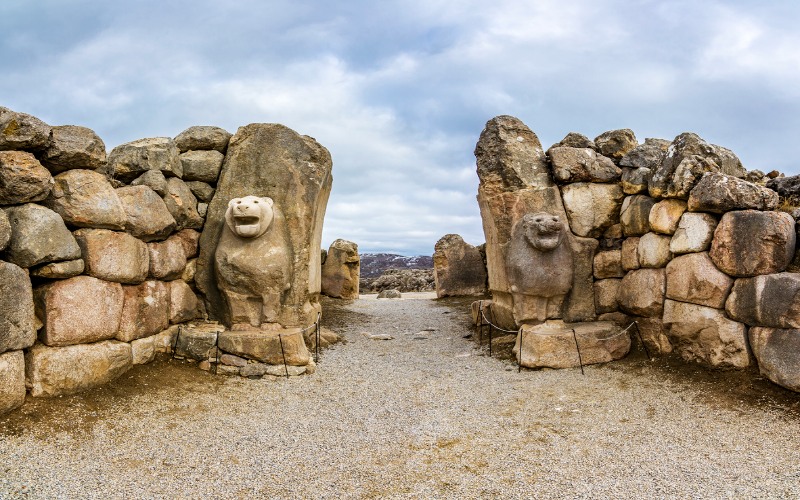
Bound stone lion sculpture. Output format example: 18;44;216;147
214;196;292;329
507;212;574;324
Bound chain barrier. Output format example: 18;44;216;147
474;300;519;358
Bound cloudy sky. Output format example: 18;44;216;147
2;1;799;255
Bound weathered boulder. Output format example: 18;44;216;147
115;185;176;241
40;125;107;173
725;273;800;328
618;268;665;317
173;228;201;258
593;250;624;279
182;258;196;284
185;181;215;202
709;210;795;277
514;321;630;369
648;199;687;235
173;324;219;360
620;195;655;236
561;183;624;238
377;289;402;299
621;237;640;271
638;232;673;268
749;327;800;393
594;129;637;161
766;175;800;206
0;150;53;204
0;351;26;415
432;234;486;298
148;235;187;280
594;279;621;314
117;281;170;342
649;133;745;199
620;167;651;195
619;138;670;170
130;170;167;196
662;299;749;368
34;275;124;346
688;172;779;213
321;239;361;299
169;279;205;324
174;126;232;153
670;212;718;254
0;262;36;354
0;208;9;251
130;336;156;365
632;317;673;355
45;169;127;229
29;259;84;279
218;328;311;365
196;124;332;329
0;106;51;151
550;132;595;150
103;137;182;183
548;147;621;183
163;177;203;230
665;252;733;308
74;228;149;284
179;150;224;183
3;204;81;268
25;341;132;397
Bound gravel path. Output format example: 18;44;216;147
2;295;800;498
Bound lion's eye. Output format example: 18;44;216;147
253;200;259;204
236;201;241;204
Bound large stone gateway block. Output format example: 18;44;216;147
322;238;361;299
725;273;800;328
218;329;310;366
513;321;630;369
749;327;800;393
0;261;36;354
196;124;332;330
4;203;81;268
709;210;795;277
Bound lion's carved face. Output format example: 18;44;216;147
224;196;275;238
523;212;565;251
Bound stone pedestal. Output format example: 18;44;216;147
513;321;631;369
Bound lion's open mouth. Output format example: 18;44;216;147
233;215;262;236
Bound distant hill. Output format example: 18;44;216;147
360;253;433;278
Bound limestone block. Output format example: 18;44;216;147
174;125;232;153
550;132;596;150
40;125;107;173
130;336;156;365
117;281;170;342
180;150;224;183
163;177;203;230
35;276;124;346
621;237;640;271
594;279;621;314
638;232;673;268
74;228;149;284
632;317;673;355
103;137;182;183
688;172;778;213
25;341;132;397
4;204;81;268
563;236;598;323
618;268;665;317
148;235;187;280
513;321;630;369
182;258;196;284
670;212;718;255
45;169;127;230
174;325;219;360
432;234;485;298
725;273;800;328
620;167;651;194
218;328;312;366
666;253;733;309
0;208;10;251
30;259;84;279
0;151;53;204
0;261;36;354
749;327;800;393
0;106;51;151
304;326;342;351
620;195;655;236
709;210;795;277
169;279;205;324
322;238;361;299
648;199;687;235
561;183;624;238
130;170;167;196
174;228;201;258
662;299;750;368
185;181;215;202
619;138;670;170
115;185;176;241
594;129;637;161
593;250;624;279
548;147;621;183
220;353;248;367
0;351;26;415
153;325;181;353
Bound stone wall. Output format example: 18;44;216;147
475;115;800;393
0;106;331;415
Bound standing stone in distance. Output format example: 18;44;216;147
174;125;232;153
594;129;637;161
670;212;718;254
103;137;183;183
709;210;795;277
0;351;26;415
40;125;107;173
115;185;176;241
0;106;51;151
561;182;624;238
725;273;800;328
0;151;53;204
74;228;149;284
548;147;621;183
432;234;486;298
617;268;665;317
0;261;36;354
322;239;361;299
179;150;224;183
4;204;81;268
688;172;779;213
638;232;673;268
117;280;170;342
648;199;687;235
45;169;127;229
620;195;655;236
666;252;733;309
34;275;124;346
749;327;800;393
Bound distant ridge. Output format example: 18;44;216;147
360;253;433;278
